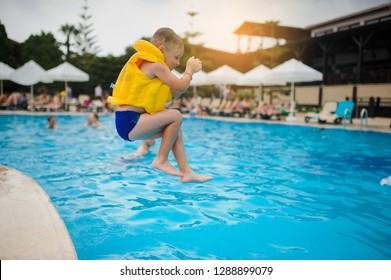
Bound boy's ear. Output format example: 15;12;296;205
158;45;165;53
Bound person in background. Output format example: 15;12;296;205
47;116;56;129
94;83;103;99
136;140;156;156
3;92;28;110
86;112;103;127
0;93;9;104
66;86;72;103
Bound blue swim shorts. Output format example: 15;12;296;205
115;111;140;141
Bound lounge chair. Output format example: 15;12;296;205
78;94;91;112
91;99;103;112
318;100;355;124
209;98;222;116
304;100;338;123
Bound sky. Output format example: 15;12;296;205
1;0;390;56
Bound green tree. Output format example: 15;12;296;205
59;24;79;61
88;54;129;91
181;11;213;72
76;0;100;56
0;21;17;66
20;31;63;68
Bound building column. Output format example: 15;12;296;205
318;85;323;107
352;31;373;83
319;40;335;84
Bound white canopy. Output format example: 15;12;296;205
172;70;210;86
171;70;211;95
0;62;15;95
236;64;273;86
10;60;51;86
266;59;323;120
9;60;52;100
0;62;14;80
47;62;89;83
266;58;323;83
207;65;242;85
191;70;210;86
236;64;285;101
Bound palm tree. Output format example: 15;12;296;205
59;24;79;61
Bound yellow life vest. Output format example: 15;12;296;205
107;40;172;114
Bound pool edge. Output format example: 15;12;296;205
0;165;78;260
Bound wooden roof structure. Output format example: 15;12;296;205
234;21;310;41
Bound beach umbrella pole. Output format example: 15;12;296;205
65;81;69;111
287;82;297;121
258;84;263;102
29;85;34;111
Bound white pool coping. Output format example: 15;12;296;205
0;165;77;260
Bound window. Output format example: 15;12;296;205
338;25;349;31
365;19;379;25
380;15;391;22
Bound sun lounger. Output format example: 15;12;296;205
318;100;355;124
304;100;338;123
91;99;103;112
77;94;91;112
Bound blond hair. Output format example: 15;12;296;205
151;27;183;50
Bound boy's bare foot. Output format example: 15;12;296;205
152;158;182;177
180;170;212;183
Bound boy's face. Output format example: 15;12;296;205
161;45;184;70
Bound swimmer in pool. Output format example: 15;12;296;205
47;116;56;129
121;139;156;161
108;27;212;183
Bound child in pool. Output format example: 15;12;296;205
47;116;56;129
108;27;212;183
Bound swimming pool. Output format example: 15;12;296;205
1;114;391;260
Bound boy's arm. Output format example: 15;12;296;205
153;64;191;97
151;57;202;98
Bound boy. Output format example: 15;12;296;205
108;27;211;183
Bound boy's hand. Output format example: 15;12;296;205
186;56;202;74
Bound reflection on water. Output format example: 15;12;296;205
1;115;391;259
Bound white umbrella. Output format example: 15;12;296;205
191;70;210;86
207;65;242;85
266;58;323;120
47;62;89;110
172;69;210;86
10;60;52;100
0;62;15;95
47;61;89;88
236;64;286;86
190;70;211;95
237;64;285;101
172;69;210;95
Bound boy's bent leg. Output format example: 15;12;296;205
129;110;183;177
128;109;182;140
172;129;212;183
152;110;183;176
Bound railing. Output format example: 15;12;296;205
360;108;368;130
343;109;350;129
355;97;391;118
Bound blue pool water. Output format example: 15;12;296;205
1;114;391;260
